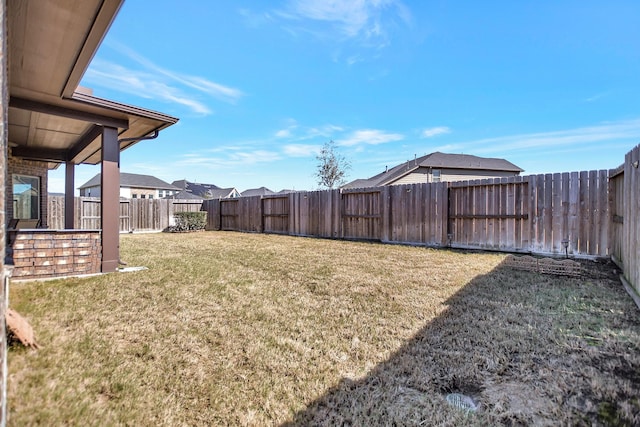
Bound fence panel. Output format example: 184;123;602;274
47;196;65;229
385;182;448;246
119;200;130;231
449;178;529;251
341;189;381;240
47;197;204;232
289;190;340;238
220;199;239;230
263;195;289;234
622;145;640;293
237;196;262;232
81;198;101;229
201;199;221;231
610;170;624;264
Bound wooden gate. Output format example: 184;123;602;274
448;178;529;250
341;190;382;240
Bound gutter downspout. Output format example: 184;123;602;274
117;130;159;143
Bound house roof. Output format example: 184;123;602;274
241;187;275;197
164;190;204;200
7;0;178;169
209;188;238;199
343;152;524;188
79;173;180;190
172;180;220;197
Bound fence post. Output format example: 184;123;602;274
381;186;390;242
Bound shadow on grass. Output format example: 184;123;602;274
283;259;640;426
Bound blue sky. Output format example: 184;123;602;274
49;0;640;193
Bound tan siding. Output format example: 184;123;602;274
392;171;430;185
389;168;519;186
441;169;518;182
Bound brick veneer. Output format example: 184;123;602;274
10;230;101;279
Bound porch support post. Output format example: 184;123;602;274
101;126;120;272
64;161;75;229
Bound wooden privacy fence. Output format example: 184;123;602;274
610;144;640;296
48;197;204;232
202;170;612;258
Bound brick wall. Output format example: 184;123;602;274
10;230;101;279
7;154;49;228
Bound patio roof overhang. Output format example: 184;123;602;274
7;0;178;168
6;0;179;273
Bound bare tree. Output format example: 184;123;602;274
315;140;350;189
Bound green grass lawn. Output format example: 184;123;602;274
7;231;640;425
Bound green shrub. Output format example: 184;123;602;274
167;211;207;232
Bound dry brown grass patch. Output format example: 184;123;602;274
7;232;640;425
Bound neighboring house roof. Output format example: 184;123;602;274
241;187;275;197
164;190;203;200
171;180;238;199
343;152;523;188
172;180;219;195
209;188;239;199
79;173;180;190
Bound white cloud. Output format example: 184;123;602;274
283;144;321;157
83;43;244;114
421;126;451;138
85;63;213;115
177;149;281;168
275;129;293;138
584;92;610;103
276;0;412;52
464;119;640;155
337;129;404;146
274;121;344;141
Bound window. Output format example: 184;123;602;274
140;195;146;199
13;174;40;220
132;194;138;199
148;195;153;199
432;169;441;183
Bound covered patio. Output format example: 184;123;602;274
5;0;178;278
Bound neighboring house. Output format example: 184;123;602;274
79;173;180;199
171;179;240;199
241;187;275;197
343;152;523;189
